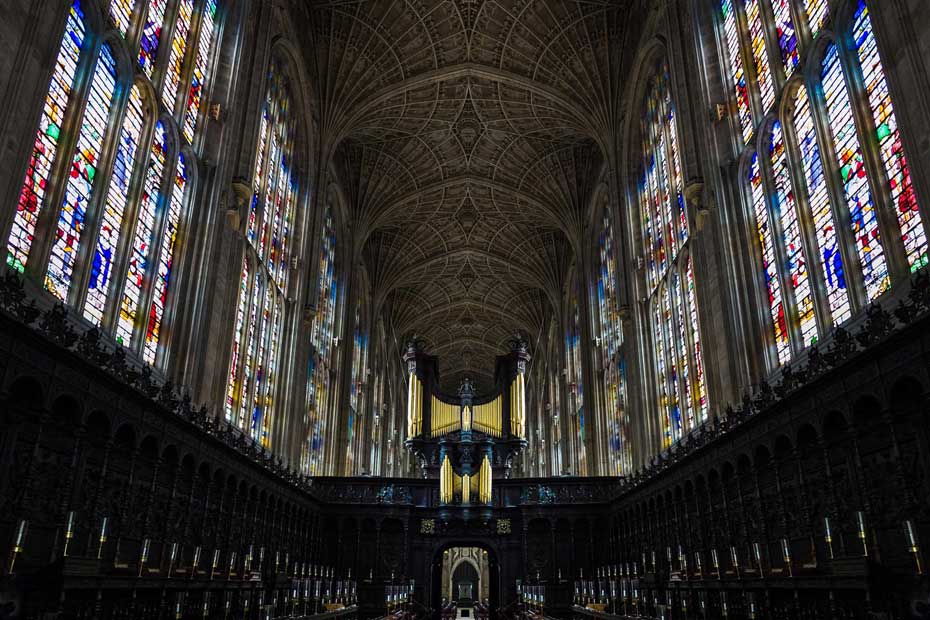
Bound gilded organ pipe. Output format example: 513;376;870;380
510;373;525;438
407;373;423;437
430;397;460;437
440;455;452;504
473;395;502;437
479;454;492;504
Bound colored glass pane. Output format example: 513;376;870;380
792;86;850;323
143;151;187;363
226;255;249;418
47;43;118;301
85;84;145;325
306;207;337;474
109;0;135;36
673;271;692;432
262;298;282;447
250;278;272;440
803;0;829;38
745;0;775;112
139;0;168;77
750;153;790;363
162;0;194;112
771;0;799;76
597;209;627;473
183;0;217;143
118;120;168;346
853;1;928;270
770;121;817;346
721;0;753;142
686;258;707;420
668;108;688;247
822;43;889;299
8;1;85;272
653;297;670;448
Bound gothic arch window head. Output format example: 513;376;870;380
636;56;708;450
717;0;929;369
225;54;302;449
4;0;223;369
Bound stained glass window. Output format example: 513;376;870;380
6;0;220;367
770;121;817;346
183;0;218;143
305;205;338;475
749;153;790;363
8;1;86;272
109;0;135;37
118;120;168;346
143;150;188;364
85;85;145;325
566;285;586;475
595;209;628;475
791;85;850;324
162;0;194;112
139;0;168;77
47;43;118;302
721;0;752;143
853;1;928;271
638;59;707;448
802;0;829;38
745;0;775;112
225;57;300;447
771;0;799;76
719;0;925;372
347;307;369;475
822;43;889;300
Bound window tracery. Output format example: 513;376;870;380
718;0;929;366
637;59;708;449
225;56;299;447
5;0;222;369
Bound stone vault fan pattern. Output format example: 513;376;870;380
290;0;642;390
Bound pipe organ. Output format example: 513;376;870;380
403;338;530;510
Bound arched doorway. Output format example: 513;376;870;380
452;561;479;603
430;542;499;620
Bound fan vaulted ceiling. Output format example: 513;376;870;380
290;0;643;390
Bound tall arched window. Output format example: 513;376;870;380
225;56;300;447
5;0;223;368
593;207;629;475
719;0;928;367
565;278;586;475
638;59;708;449
304;204;338;475
346;303;369;475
